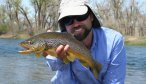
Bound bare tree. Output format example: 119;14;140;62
1;0;145;37
30;0;60;34
0;5;6;24
5;0;15;35
19;6;33;36
95;0;146;37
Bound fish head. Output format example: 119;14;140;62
18;36;46;57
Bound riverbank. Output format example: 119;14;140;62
0;33;15;38
125;36;146;46
0;33;30;39
0;33;146;46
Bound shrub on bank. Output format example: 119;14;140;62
0;24;8;35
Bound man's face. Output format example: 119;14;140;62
62;12;93;41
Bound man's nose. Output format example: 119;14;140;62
72;19;80;27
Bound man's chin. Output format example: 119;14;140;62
74;35;85;41
71;27;91;41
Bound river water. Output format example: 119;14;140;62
0;38;146;84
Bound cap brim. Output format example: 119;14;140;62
58;6;88;21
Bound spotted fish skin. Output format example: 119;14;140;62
18;32;102;79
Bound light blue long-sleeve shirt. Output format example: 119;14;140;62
46;27;126;84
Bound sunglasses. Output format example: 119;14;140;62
60;11;90;26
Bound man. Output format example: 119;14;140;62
45;0;126;84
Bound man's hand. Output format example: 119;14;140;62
43;44;70;60
55;44;70;60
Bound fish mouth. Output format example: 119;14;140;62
18;43;34;54
19;42;32;50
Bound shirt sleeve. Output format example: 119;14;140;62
46;55;100;84
103;34;126;84
46;55;65;71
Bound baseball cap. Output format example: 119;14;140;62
58;0;101;31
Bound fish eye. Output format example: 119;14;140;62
27;41;32;44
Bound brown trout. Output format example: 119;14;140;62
18;32;102;79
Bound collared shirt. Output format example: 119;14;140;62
46;27;126;84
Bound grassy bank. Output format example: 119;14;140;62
0;33;30;39
0;33;14;38
125;36;146;46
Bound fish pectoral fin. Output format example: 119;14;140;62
36;53;42;58
35;50;43;58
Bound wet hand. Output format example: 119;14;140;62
43;44;70;60
55;44;70;60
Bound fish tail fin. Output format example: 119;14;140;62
91;61;102;79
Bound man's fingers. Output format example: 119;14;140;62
43;45;70;59
56;45;64;54
55;45;65;59
55;45;70;60
64;44;70;52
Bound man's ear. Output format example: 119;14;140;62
90;13;94;22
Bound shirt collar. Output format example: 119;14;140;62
90;28;98;50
